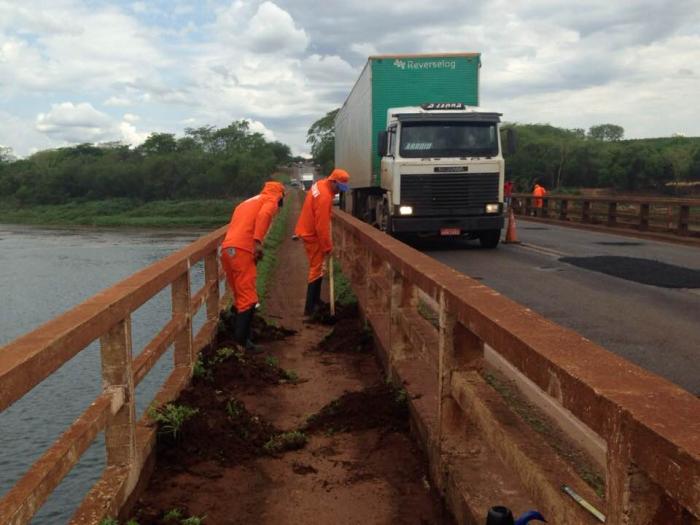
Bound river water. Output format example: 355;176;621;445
0;224;213;523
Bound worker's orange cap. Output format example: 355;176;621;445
328;168;350;183
262;180;285;197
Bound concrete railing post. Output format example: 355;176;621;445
388;270;415;367
608;201;618;226
204;252;220;321
606;416;671;524
172;271;193;369
559;199;568;221
679;205;690;236
582;200;591;223
640;203;650;231
100;317;136;470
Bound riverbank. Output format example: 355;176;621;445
0;199;235;228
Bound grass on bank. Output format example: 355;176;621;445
0;198;235;228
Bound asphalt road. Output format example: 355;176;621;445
417;220;700;395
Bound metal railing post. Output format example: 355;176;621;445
100;317;136;469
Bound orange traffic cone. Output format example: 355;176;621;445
504;207;520;244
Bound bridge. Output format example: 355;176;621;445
0;191;698;524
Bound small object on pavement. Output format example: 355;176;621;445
562;485;605;522
291;234;299;241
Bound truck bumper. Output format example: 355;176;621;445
391;215;504;234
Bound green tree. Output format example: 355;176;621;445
137;133;178;156
588;124;624;142
307;108;338;175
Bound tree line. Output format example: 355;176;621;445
306;110;700;194
503;123;700;193
0;121;292;205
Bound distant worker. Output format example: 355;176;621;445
504;180;514;210
294;168;350;318
532;181;547;215
220;181;286;351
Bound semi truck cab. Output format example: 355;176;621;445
374;103;507;248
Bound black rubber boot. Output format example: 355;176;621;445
304;278;322;317
234;307;260;353
313;276;323;308
304;282;315;316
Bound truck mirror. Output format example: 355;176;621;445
506;128;517;155
377;131;388;157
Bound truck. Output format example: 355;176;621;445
335;53;514;248
300;168;315;190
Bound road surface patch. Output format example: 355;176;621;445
560;256;700;288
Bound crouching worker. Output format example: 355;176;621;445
294;168;350;319
220;181;285;351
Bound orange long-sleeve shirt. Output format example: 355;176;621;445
294;178;334;253
222;182;284;253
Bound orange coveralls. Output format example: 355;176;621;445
294;178;334;283
220;181;284;312
532;184;546;208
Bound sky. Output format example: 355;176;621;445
1;0;699;157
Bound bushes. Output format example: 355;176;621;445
0;120;292;205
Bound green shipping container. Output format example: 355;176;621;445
335;53;481;188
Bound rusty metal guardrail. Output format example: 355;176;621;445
512;193;700;240
0;226;228;524
332;208;700;524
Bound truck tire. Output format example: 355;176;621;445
479;229;501;249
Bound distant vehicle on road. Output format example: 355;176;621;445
301;172;314;190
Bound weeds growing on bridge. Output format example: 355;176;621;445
147;403;199;439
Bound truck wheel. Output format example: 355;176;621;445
479;229;501;249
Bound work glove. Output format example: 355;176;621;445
254;240;264;263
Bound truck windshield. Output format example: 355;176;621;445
399;121;498;158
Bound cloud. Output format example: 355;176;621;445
2;0;700;157
245;2;309;55
36;102;114;143
35;102;148;147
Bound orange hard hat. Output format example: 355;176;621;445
262;180;285;196
328;168;350;191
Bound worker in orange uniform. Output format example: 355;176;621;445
532;181;547;215
220;181;285;351
294;168;350;318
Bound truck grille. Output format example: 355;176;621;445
400;173;499;216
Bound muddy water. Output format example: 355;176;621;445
0;224;212;523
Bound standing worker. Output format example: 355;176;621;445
503;180;514;210
532;181;547;215
220;181;285;351
294;168;350;318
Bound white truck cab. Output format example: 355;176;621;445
374;103;506;247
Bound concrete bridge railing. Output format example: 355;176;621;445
513;193;700;241
332;208;700;524
0;226;228;524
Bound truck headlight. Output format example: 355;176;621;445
485;203;500;214
399;206;413;216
